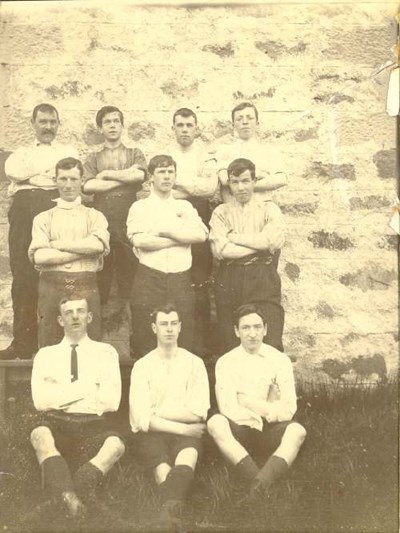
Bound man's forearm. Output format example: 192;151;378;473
149;415;189;436
254;172;287;192
156;407;203;424
52;236;104;255
131;234;177;251
229;233;270;251
83;179;121;193
238;393;272;418
33;248;82;266
159;227;206;244
216;242;256;260
101;166;145;183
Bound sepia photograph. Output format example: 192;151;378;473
0;0;399;531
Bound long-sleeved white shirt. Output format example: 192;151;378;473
129;347;210;433
215;343;297;430
126;192;208;273
5;141;79;196
31;335;121;416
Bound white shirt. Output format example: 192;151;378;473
31;335;121;416
167;143;218;200
126;192;208;273
28;197;110;272
129;347;210;433
215;137;283;202
215;343;297;430
5;141;79;197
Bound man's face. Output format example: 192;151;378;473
172;115;197;147
32;110;60;144
56;166;82;202
228;169;255;204
100;111;123;142
151;165;176;194
57;299;92;338
233;106;258;141
235;312;266;354
152;311;181;345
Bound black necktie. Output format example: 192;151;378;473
70;344;78;382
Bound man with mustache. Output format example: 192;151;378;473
83;106;147;309
28;157;109;347
1;104;78;360
127;155;208;358
30;297;124;520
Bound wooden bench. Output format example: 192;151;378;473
0;358;134;425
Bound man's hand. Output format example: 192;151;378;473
182;423;206;438
50;239;66;250
96;170;109;181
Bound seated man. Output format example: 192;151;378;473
207;304;306;499
28;157;110;347
129;304;210;529
30;297;124;518
83;106;147;307
209;158;285;353
127;155;208;357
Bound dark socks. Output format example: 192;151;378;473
252;455;288;493
73;462;103;503
41;456;74;498
159;465;194;503
234;455;259;485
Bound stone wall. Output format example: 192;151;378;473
0;1;398;382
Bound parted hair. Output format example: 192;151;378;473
55;157;84;178
96;106;124;128
233;303;266;327
32;103;59;122
173;107;198;125
227;158;256;181
150;303;180;324
231;101;259;123
148;154;177;175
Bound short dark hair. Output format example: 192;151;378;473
32;103;59;122
151;303;180;324
148;155;177;175
227;158;256;181
234;304;266;328
231;102;259;123
173;108;198;125
96;106;124;128
55;157;84;178
58;296;89;314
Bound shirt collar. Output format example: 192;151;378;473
103;142;125;151
34;140;58;148
149;191;175;204
61;334;91;348
53;196;82;210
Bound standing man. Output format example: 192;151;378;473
29;157;109;348
129;304;209;530
209;158;285;353
127;154;208;358
169;108;218;353
207;304;306;499
216;102;287;203
83;106;147;308
1;104;78;360
30;297;124;518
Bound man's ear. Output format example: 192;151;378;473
57;315;64;328
234;326;240;339
87;312;93;324
151;323;157;335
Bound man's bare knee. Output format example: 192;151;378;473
103;436;125;460
30;426;55;451
207;414;231;440
286;423;307;445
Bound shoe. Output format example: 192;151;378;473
157;500;185;532
0;344;34;360
61;491;86;519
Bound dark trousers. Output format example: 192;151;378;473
93;190;138;304
214;258;284;353
130;264;195;357
8;189;59;353
37;271;101;347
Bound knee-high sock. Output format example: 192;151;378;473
41;456;74;498
234;455;259;485
73;462;103;502
158;465;194;503
252;455;288;491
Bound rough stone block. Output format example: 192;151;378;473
308;230;354;250
304;161;356;181
373;149;397;180
339;263;396;291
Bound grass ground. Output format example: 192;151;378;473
0;379;398;533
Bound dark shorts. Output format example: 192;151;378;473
131;431;203;470
33;411;123;466
228;418;295;460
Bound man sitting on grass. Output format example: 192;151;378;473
30;297;125;520
129;303;210;530
207;304;306;499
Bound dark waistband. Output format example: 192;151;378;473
222;253;274;267
94;186;138;200
46;411;104;424
40;271;97;281
138;263;190;278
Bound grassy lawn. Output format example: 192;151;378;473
0;379;398;532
